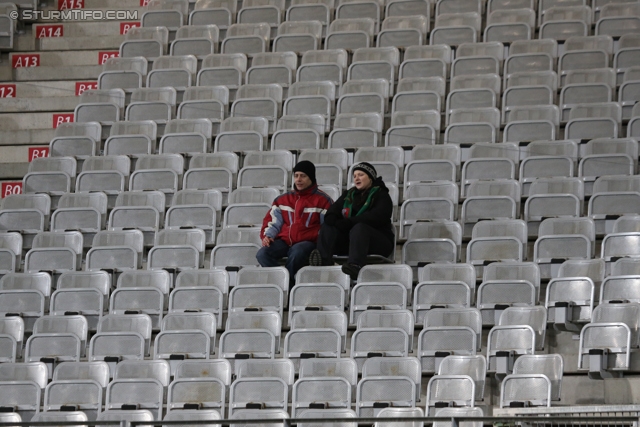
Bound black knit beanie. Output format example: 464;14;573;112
293;160;317;185
352;162;377;181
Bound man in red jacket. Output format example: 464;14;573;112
257;160;333;283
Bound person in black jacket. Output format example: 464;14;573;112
308;162;395;279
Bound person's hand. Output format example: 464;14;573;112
262;236;274;247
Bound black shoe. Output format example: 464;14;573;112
309;249;323;266
341;262;362;280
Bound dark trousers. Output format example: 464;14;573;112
316;222;394;266
256;239;316;282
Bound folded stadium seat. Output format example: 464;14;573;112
85;229;144;285
418;307;481;374
170;269;229;329
230;408;289;427
97;409;155;426
163;409;222;425
238;0;286;40
214;116;269;152
247;52;296;94
73;89;123;142
50;272;109;333
185;152;237;206
460;180;521;240
229;187;280;205
107;190;165;251
170;24;219;60
393;76;445;115
235;360;294;396
519;155;573;198
174;360;232;397
126;87;177;136
595;1;640;40
399;44;451;80
445;76;499;128
221;22;271;57
0;362;48;421
0;193;49;250
349;282;408;325
273;21;322;55
614;34;640;86
142;0;189;41
578;302;640;379
88;314;153;378
477;278;536;328
402;222;462;277
155;312;217;374
356;375;416;416
502;70;558;124
49;121;101;172
619;67;640;120
523;177;584;238
467;219;527;279
358;309;415;349
284;311;345;370
0;3;16;50
198;52;247;101
98;57;148;106
119;26;169;61
546;273;596;333
335;0;382;34
0;272;52;333
486;306;547;379
146;55;197;103
24;315;87;378
406;143;460;182
292;376;352;417
232;83;283;134
338;79;389;115
220;310;281;364
105;377;165;420
178;86;228;134
159;118;213;158
351;324;410;372
453;41;504;78
286;0;334;38
558;35;613;86
25;231;82;284
437;355;486;403
613;213;640;234
229;377;288;417
298;148;349;188
272;114;325;151
52;192;107;250
484;8;535;45
24;157;76;209
44;365;108;419
579;137;634;198
103;122;156;164
445;107;501;149
151;228;206;270
287;282;345;328
500;354;563;409
425;374;476;416
284;81;336;133
349;47;400;95
0;232;21;278
419;261;475;297
377;16;429;48
130;153;184;207
237;265;289;305
539;5;592;44
0;317;23;363
328;112;384;151
190;0;238;39
430;12;480;46
325;18;376;50
533;217;595;280
386;111;441;153
299;358;357;401
297;49;348;89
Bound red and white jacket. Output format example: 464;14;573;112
260;184;333;246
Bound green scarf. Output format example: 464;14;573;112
342;186;380;218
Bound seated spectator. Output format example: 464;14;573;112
256;161;333;284
309;162;395;279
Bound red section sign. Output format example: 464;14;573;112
1;182;23;198
36;25;64;38
52;114;74;129
0;84;16;98
120;21;141;35
98;51;119;65
28;147;50;162
140;0;151;6
58;0;84;9
75;81;98;96
11;54;40;68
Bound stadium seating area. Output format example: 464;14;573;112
1;0;640;424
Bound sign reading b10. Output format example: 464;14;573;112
1;182;23;198
28;147;50;162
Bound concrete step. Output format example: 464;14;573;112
0;111;74;145
34;21;131;50
0;81;89;112
9;50;110;81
